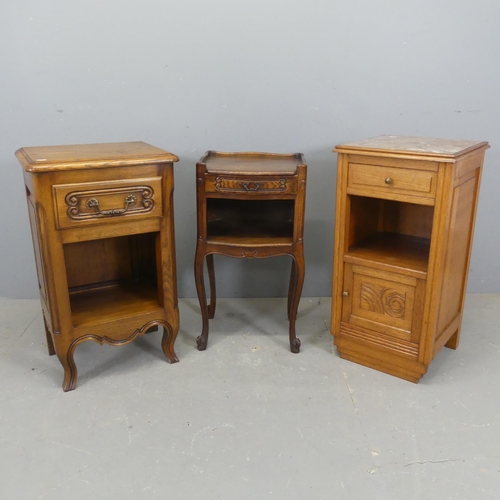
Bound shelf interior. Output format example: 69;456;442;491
206;198;294;243
346;196;434;275
63;232;161;328
346;232;430;274
69;282;161;327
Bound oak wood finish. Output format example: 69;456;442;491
18;141;180;391
331;135;488;382
195;151;307;353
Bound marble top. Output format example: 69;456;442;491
335;135;488;157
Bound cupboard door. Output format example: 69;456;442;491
342;263;424;344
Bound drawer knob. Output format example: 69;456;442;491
385;177;393;185
86;194;137;216
342;291;349;297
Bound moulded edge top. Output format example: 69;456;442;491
17;141;179;172
198;150;306;175
334;135;489;161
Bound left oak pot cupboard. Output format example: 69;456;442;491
17;142;180;391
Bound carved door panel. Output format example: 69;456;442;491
342;263;424;344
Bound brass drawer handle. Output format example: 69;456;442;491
385;177;393;185
342;291;349;297
241;182;262;192
86;194;137;216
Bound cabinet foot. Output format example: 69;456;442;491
445;329;460;350
161;323;179;363
196;335;208;351
58;344;78;392
290;337;301;353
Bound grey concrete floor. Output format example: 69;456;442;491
1;294;500;499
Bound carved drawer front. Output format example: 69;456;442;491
342;264;425;344
53;177;163;229
347;163;437;204
205;174;297;195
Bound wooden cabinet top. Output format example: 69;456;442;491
334;135;489;161
16;141;179;172
198;151;306;175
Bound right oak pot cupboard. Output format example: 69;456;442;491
330;135;489;382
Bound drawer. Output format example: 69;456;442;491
347;163;437;202
205;174;297;195
54;177;163;229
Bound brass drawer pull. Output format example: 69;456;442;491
241;182;262;192
342;291;349;297
86;194;137;216
385;177;393;185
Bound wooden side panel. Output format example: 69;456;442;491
454;151;484;181
27;199;49;303
330;153;349;336
348;196;380;248
435;170;480;345
418;162;455;365
30;200;61;333
158;163;179;315
293;164;307;242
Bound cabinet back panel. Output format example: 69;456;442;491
379;200;434;239
64;237;133;289
63;233;158;290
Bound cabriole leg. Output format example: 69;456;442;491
206;254;216;319
194;246;210;350
287;259;298;321
161;322;179;363
288;252;305;353
56;342;78;392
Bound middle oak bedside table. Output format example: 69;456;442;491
194;151;307;353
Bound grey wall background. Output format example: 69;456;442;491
1;0;499;299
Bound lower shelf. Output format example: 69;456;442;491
345;232;430;277
69;282;161;328
206;235;293;247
